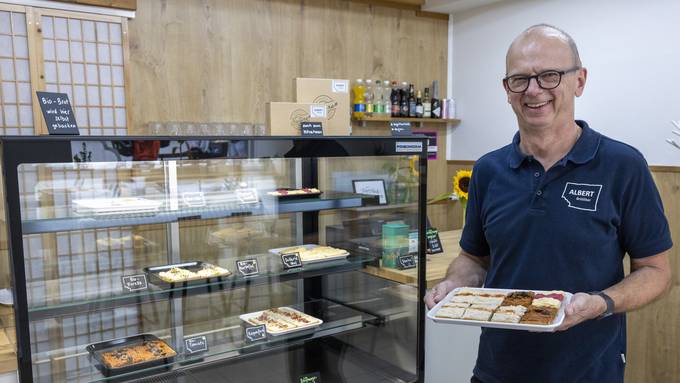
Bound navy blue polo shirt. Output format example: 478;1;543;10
460;120;672;383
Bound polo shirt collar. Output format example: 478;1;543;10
507;120;601;169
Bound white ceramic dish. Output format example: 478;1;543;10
427;287;573;332
268;244;350;264
239;307;323;336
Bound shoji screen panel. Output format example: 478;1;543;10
34;9;130;136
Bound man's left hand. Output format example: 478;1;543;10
556;292;607;331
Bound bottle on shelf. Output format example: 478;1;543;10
415;90;424;118
374;80;384;116
423;87;431;118
408;84;416;117
352;79;366;119
390;81;400;117
400;82;409;117
365;79;373;117
431;80;441;119
383;80;391;117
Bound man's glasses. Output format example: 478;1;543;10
503;67;581;93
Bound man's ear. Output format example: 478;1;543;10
503;80;512;103
575;67;588;97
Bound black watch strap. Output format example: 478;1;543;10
590;291;615;319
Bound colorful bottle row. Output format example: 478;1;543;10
352;79;454;119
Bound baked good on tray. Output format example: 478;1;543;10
244;307;322;334
275;245;347;262
100;340;176;369
157;264;231;283
438;289;565;326
267;188;321;196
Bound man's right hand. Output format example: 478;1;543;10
424;280;459;309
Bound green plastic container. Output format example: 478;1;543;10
382;223;409;268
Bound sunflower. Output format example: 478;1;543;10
453;169;472;201
408;155;419;177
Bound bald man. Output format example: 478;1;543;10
425;24;672;382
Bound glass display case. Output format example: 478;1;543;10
1;136;427;383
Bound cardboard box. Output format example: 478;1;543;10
266;102;327;136
294;78;351;136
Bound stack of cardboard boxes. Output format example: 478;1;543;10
266;78;351;136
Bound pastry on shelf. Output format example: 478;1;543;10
272;245;349;262
241;307;323;335
157;264;231;283
266;188;322;198
99;340;176;369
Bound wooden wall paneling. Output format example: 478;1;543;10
25;7;47;135
50;0;137;11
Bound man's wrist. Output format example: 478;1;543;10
589;291;615;318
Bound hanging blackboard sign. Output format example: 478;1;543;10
121;274;148;292
390;121;412;136
184;335;208;354
281;252;303;270
298;372;322;383
36;91;79;135
300;122;323;136
236;259;259;277
244;325;267;344
426;228;443;254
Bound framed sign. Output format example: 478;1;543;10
352;179;387;205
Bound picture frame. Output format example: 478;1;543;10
352;179;388;205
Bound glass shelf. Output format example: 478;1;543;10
21;192;378;234
31;299;375;383
28;254;378;321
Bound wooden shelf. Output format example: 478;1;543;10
352;116;460;124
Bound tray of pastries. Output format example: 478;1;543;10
86;334;177;376
240;307;323;336
266;188;322;199
144;261;232;288
427;287;572;332
269;244;349;264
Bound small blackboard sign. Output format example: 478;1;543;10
298;372;322;383
121;274;148;292
390;121;412;136
398;254;417;269
184;335;208;354
281;252;303;270
244;324;267;344
236;259;259;277
36;91;79;135
300;121;323;136
426;228;443;254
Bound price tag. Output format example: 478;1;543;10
390;121;412;136
121;274;148;292
281;252;303;270
236;259;259;277
397;254;417;269
36;91;79;135
244;324;267;344
184;335;208;354
300;121;323;136
298;372;322;383
426;228;443;254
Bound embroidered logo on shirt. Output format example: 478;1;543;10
561;182;602;211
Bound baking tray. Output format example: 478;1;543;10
239;307;323;336
427;287;573;332
268;244;350;264
144;261;232;289
266;188;323;200
86;334;176;377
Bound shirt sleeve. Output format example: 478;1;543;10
459;163;490;257
619;156;673;258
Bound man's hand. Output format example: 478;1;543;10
424;280;459;309
556;292;607;331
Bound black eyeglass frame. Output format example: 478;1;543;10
503;67;581;93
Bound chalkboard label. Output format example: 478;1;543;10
390;121;412;136
298;372;321;383
300;121;323;136
36;91;79;135
281;252;303;270
236;259;259;277
121;274;148;292
398;254;417;269
244;324;267;344
426;228;443;254
184;335;208;354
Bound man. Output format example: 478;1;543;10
424;24;672;383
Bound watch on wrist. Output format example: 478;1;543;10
589;291;615;319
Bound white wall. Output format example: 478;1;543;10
446;0;680;166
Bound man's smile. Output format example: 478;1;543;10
524;100;553;109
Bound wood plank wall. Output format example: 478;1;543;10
447;160;680;382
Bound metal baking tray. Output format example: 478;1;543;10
144;261;232;289
265;188;323;200
86;334;176;377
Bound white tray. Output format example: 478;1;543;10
427;287;573;332
73;197;163;215
239;307;323;336
268;244;349;264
